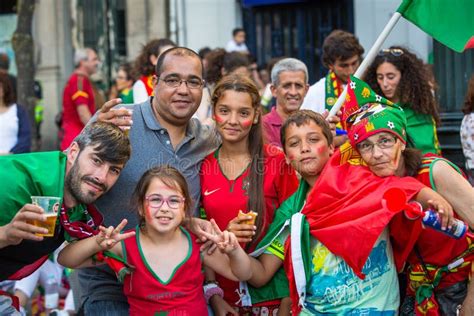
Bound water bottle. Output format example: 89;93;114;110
422;209;467;239
44;274;59;310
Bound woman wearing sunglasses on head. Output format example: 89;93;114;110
364;46;441;155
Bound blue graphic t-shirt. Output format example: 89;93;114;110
266;228;399;315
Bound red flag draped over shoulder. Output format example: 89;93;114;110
310;144;423;276
283;76;428;314
284;144;425;313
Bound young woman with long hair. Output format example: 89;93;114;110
200;74;298;315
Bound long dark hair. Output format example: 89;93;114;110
462;74;474;114
211;74;264;249
364;46;441;125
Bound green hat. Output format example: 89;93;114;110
341;76;407;147
347;102;407;147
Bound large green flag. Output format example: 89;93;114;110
397;0;474;52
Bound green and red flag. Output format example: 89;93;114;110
341;76;394;131
397;0;474;53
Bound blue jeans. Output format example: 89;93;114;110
83;299;129;316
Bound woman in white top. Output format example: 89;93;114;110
0;73;31;154
461;74;474;185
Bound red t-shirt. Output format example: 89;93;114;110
122;226;207;316
262;107;284;148
409;153;471;287
60;72;96;150
200;144;298;307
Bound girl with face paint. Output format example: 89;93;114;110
347;102;474;316
58;165;251;315
199;74;298;315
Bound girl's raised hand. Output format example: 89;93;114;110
201;219;240;254
95;219;135;250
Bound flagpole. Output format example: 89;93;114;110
328;12;403;117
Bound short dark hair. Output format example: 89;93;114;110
232;28;245;37
321;30;364;68
280;110;333;152
0;72;15;105
74;122;131;165
198;47;212;60
223;52;249;74
0;53;9;71
155;46;203;78
131;165;193;227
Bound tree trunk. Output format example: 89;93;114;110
12;0;37;150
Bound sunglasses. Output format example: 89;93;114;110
378;48;404;57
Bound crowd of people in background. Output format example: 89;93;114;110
0;26;473;316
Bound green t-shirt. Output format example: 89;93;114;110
402;105;441;155
0;151;90;280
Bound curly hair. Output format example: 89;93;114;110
462;74;474;114
133;38;176;78
364;46;440;124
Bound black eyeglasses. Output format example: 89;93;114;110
158;76;204;89
378;48;404;57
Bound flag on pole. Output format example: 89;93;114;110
397;0;474;53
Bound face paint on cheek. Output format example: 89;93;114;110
392;145;403;170
241;119;253;128
145;205;154;222
317;144;328;155
214;114;225;124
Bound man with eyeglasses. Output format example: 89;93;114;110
301;30;364;146
76;47;220;315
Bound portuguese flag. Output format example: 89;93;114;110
397;0;474;52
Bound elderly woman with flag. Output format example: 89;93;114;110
344;77;474;316
240;109;458;314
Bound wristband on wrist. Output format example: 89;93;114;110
204;282;224;304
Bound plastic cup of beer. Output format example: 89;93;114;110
121;108;133;136
30;196;61;237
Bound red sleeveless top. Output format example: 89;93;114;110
122;226;207;316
